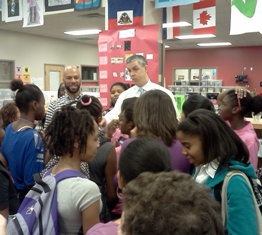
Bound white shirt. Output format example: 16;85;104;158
105;80;178;123
193;159;219;184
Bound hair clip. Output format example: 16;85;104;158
81;98;92;106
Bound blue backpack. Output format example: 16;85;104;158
7;169;86;235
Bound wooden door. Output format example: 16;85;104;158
44;64;65;91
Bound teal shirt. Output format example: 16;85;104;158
202;160;258;235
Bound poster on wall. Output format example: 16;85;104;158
4;0;22;22
155;0;199;8
74;0;101;10
98;24;159;109
23;0;44;27
45;0;74;12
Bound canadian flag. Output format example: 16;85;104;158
193;0;216;34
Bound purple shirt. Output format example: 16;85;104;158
121;138;191;174
167;139;191;173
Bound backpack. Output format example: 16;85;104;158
221;170;262;235
6;168;86;235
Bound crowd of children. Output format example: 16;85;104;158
0;57;262;235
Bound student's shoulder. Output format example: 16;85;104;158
227;174;252;195
64;177;100;190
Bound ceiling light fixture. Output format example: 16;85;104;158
175;34;216;39
162;21;191;28
165;45;170;48
197;42;232;47
64;29;101;36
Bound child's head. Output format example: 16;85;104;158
10;79;45;120
122;171;223;235
181;94;215;121
76;95;102;124
217;89;230;107
133;90;178;146
45;105;99;161
0;102;20;129
110;82;128;107
57;82;66;98
119;97;138;135
177;109;249;167
118;138;171;188
219;89;262;120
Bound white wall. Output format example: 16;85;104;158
0;30;98;78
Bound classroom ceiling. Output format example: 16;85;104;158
0;0;262;50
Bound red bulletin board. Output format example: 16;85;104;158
98;24;159;108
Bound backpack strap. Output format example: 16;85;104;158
221;170;262;233
33;169;86;193
43;168;86;182
54;169;86;182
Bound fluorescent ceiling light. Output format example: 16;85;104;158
197;42;232;47
163;21;191;28
64;29;101;36
165;45;170;48
175;34;216;39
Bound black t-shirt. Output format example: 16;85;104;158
0;162;19;215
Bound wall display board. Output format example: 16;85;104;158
98;24;159;108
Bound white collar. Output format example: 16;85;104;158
136;79;151;92
194;159;219;183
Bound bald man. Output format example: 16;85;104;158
44;66;82;129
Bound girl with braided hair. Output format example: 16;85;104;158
44;105;101;234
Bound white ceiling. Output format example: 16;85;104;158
1;0;262;50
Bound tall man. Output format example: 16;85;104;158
105;55;178;123
44;65;82;129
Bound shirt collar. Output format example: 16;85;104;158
64;92;82;101
201;159;219;178
136;79;151;92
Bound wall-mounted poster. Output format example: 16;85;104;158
23;0;44;27
74;0;101;10
45;0;74;12
4;0;22;22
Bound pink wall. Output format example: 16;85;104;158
164;46;262;94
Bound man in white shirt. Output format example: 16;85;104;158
105;55;178;123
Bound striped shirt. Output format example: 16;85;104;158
44;93;83;129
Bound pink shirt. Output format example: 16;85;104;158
233;121;259;170
86;222;119;235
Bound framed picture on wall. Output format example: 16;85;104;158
4;0;22;22
45;0;74;12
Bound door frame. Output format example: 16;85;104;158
44;64;65;90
